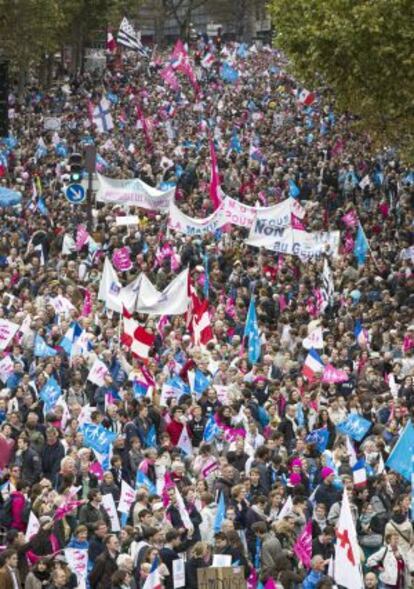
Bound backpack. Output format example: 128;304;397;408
0;495;30;528
0;496;13;528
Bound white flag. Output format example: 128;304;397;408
102;493;121;532
25;511;40;540
177;426;193;456
93;98;114;134
136;268;189;315
87;359;109;387
62;233;76;255
0;319;19;351
334;490;363;589
98;258;123;312
175;486;194;533
277;495;293;520
64;548;88;589
0;355;14;383
118;479;136;514
303;326;324;350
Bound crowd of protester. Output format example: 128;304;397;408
0;31;413;589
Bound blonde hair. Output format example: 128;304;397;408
191;541;209;559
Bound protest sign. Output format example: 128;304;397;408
168;201;227;236
96;173;174;210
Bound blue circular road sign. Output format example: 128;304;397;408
65;183;86;204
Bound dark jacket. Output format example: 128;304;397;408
160;546;180;589
18;447;41;485
88;535;105;565
314;482;341;511
89;550;118;589
78;502;111;536
185;557;209;589
41;441;65;483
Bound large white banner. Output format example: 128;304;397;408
222;196;305;229
96;173;174;211
168;201;227;236
246;225;340;259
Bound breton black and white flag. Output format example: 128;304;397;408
117;17;147;57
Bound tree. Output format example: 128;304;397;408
161;0;209;38
268;0;414;157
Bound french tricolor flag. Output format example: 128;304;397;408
296;88;315;106
201;53;215;68
352;459;367;488
302;349;324;382
142;558;162;589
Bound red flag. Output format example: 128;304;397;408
293;519;312;569
209;139;222;210
131;326;155;361
106;30;117;53
191;295;213;346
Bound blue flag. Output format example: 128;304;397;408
296;403;305;426
354;223;369;265
228;128;242;154
289;179;300;198
136;470;157;494
39;377;61;412
203;251;209;299
244;298;261;364
236;43;248;59
306;428;329;453
34;335;57;358
387;422;414;481
336;413;371;442
59;322;82;355
145;424;157;448
214;492;226;533
55;143;68;158
411;456;414;520
203;414;220;443
167;375;190;396
191;369;211;396
37;197;49;216
133;380;149;397
220;62;239;84
80;423;117;455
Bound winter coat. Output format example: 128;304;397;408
367;545;410;586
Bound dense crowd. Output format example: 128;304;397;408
0;31;413;589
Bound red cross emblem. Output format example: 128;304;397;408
336;529;355;565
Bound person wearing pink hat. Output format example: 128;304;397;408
313;467;341;511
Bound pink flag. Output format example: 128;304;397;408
89;461;104;481
54;499;83;521
209;139;222;210
170;40;200;97
76;225;89;251
341;209;358;228
171;252;181;272
112;247;133;272
247;568;258;589
403;335;414;353
321;364;349;384
264;579;280;589
162;471;175;507
279;294;288;312
141;364;155;387
225;297;237;320
293;519;312;569
157;315;170;339
136;104;152;149
81;288;92;317
291;214;305;230
160;65;180;91
343;234;354;253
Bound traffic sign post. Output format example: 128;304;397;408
65;183;86;204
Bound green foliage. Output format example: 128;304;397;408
269;0;414;157
0;0;136;74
